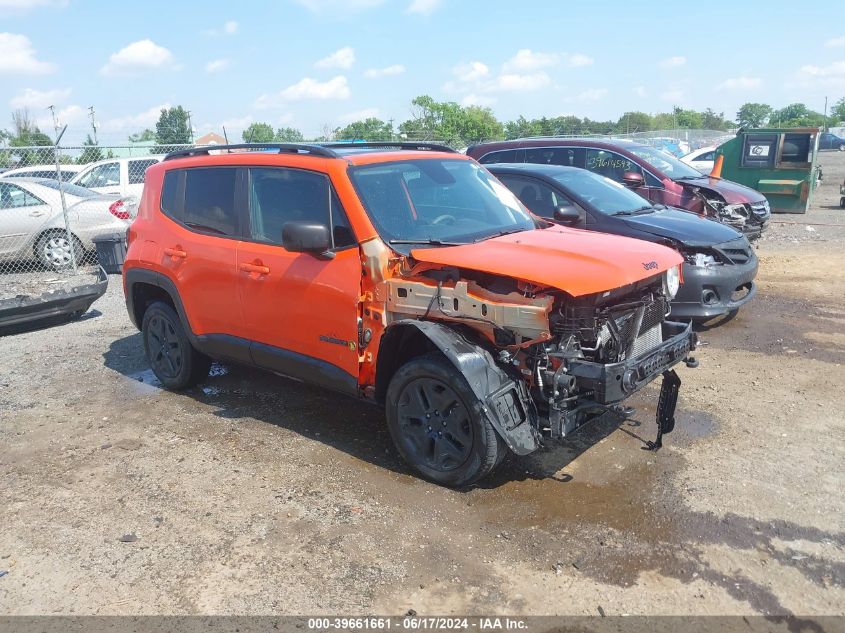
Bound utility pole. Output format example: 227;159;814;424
47;105;60;136
186;110;195;143
823;96;828;132
88;106;98;144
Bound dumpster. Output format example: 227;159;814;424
714;128;821;214
93;231;128;274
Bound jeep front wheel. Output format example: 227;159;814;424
142;301;211;390
386;353;505;486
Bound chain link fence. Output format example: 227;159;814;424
0;142;191;328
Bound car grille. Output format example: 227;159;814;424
715;238;753;265
750;201;770;219
599;296;668;360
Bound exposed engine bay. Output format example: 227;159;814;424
377;264;696;445
686;186;770;237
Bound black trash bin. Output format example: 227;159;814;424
93;231;128;274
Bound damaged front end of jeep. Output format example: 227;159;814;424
359;238;698;456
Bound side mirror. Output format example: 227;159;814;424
282;221;333;258
553;204;580;224
622;171;645;189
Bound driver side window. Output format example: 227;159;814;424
497;175;585;223
0;183;44;209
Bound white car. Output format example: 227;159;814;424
681;146;717;174
0;178;130;270
2;164;83;182
71;155;163;198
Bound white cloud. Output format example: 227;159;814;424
35;104;85;131
659;56;686;69
452;61;490;83
406;0;441;14
205;59;231;74
10;87;70;109
800;60;845;77
223;20;238;34
101;39;174;76
364;64;406;78
203;20;239;36
315;46;355;69
660;89;684;102
460;93;496;107
338;108;380;124
255;76;351;108
717;76;762;91
488;72;551;92
634;85;648;97
0;33;54;74
825;36;845;48
503;49;558;72
101;103;170;133
566;53;593;68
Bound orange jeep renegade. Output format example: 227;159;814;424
123;142;698;486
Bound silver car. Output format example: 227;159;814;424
0;178;130;271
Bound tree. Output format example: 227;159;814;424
275;127;305;142
128;128;155;143
335;118;393;141
769;103;825;128
399;95;503;146
78;134;102;164
616;111;653;133
701;108;731;131
154;106;191;149
828;97;845;125
8;108;54;165
242;122;275;143
736;103;772;128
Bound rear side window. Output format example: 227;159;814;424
159;167;239;237
248;167;356;249
128;159;159;185
525;147;584;167
478;149;517;164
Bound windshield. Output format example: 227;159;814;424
552;169;652;215
350;158;536;251
627;145;703;179
33;179;100;198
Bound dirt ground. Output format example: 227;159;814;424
1;153;844;617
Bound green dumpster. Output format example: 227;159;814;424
715;128;821;214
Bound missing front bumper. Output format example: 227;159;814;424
545;321;697;439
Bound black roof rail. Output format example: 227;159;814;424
321;141;457;154
163;143;340;161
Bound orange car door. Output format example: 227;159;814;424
157;166;245;357
236;166;361;393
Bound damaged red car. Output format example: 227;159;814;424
468;138;771;239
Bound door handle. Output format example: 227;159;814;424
239;262;270;275
164;247;187;258
29;211;46;217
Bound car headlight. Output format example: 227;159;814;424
663;265;680;299
721;203;748;219
686;252;721;267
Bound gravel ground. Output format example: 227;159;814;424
1;153;844;617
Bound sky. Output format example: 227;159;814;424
1;0;844;146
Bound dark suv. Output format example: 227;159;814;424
467;138;770;239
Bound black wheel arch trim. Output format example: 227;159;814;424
378;319;541;456
124;267;357;397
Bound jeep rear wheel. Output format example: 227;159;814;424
386;353;505;486
142;301;211;390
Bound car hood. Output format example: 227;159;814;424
410;226;682;297
622;207;742;248
675;175;765;204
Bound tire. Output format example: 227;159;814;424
35;231;83;271
141;301;211;390
385;352;506;487
839;144;845;152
